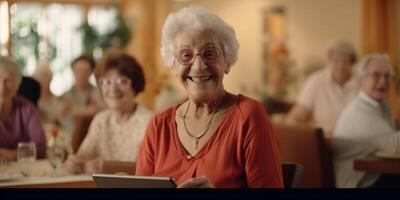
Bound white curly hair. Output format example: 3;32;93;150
160;6;240;67
356;53;393;79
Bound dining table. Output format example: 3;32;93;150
353;151;400;175
0;159;96;188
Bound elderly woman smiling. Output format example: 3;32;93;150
0;56;46;160
65;52;153;174
135;7;283;188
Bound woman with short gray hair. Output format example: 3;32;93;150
136;7;283;188
0;56;46;160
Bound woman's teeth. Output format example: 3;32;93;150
188;75;213;82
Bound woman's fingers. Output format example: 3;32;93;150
177;176;214;188
193;176;214;188
64;155;83;174
177;178;194;188
84;159;103;174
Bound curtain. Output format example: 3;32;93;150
362;0;400;121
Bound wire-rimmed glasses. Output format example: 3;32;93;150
98;77;131;88
174;46;222;66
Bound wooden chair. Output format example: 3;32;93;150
273;123;335;188
71;114;95;153
281;162;304;188
102;161;136;175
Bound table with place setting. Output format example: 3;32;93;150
0;159;96;188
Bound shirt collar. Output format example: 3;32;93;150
358;91;390;111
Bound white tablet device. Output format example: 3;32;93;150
92;173;177;188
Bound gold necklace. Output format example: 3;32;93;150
182;92;225;150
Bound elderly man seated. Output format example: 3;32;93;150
333;53;400;188
286;41;358;134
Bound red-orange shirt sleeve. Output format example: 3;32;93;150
242;101;283;188
135;117;156;176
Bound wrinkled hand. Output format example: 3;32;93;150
83;158;103;174
64;155;83;174
178;176;214;188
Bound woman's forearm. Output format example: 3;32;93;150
0;148;17;160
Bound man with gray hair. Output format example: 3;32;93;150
287;41;358;133
333;53;400;188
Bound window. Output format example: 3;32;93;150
8;2;118;96
0;0;9;56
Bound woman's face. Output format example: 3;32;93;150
0;68;19;105
73;60;93;86
98;69;136;111
171;31;229;103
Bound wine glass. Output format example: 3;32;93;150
17;142;37;176
47;146;66;176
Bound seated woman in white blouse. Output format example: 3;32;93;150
65;51;153;174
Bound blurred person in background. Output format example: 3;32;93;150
135;7;283;188
65;52;153;174
333;54;400;188
286;41;358;133
17;76;41;107
0;56;46;160
33;63;72;153
33;63;68;127
61;55;104;133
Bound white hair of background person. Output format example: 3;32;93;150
0;56;22;87
326;41;358;64
160;6;240;67
355;53;393;79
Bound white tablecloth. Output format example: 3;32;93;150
0;159;92;187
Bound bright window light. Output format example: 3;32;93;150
0;1;9;46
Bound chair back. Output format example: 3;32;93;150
273;123;335;187
281;162;303;188
71;114;95;153
102;161;136;175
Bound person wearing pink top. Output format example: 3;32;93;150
286;41;358;133
0;56;46;160
136;7;283;188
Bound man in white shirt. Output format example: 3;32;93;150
333;53;400;188
286;41;358;133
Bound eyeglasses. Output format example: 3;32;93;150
174;47;221;65
98;78;131;88
367;72;394;81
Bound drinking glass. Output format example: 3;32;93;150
17;142;37;177
47;146;66;176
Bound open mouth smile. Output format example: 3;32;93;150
186;75;214;83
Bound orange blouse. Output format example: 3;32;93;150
136;94;283;188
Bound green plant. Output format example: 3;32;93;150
80;22;99;57
12;19;56;72
100;12;132;49
80;7;132;58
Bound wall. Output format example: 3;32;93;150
398;0;400;64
